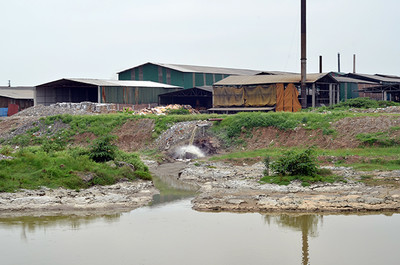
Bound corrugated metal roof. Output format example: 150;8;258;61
118;62;270;76
214;73;329;86
347;73;400;83
38;78;181;89
331;76;377;84
0;87;34;99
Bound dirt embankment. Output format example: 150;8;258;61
243;115;400;150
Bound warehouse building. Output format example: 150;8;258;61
35;78;181;107
117;62;270;89
0;86;34;116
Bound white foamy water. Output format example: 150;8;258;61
174;145;205;160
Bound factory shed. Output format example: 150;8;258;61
158;86;213;110
330;74;378;101
35;78;181;107
0;87;34;116
118;62;269;89
211;73;339;112
344;73;400;102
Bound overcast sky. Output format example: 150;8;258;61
1;0;399;86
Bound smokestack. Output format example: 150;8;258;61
319;55;322;73
337;53;341;72
300;0;307;108
353;54;356;73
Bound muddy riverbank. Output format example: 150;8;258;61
0;180;158;217
176;161;400;213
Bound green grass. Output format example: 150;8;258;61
0;147;151;192
259;173;346;187
356;131;400;147
210;146;400;160
209;146;400;171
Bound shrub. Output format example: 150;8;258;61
263;156;271;176
270;147;318;177
88;135;117;162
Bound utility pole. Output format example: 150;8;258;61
300;0;307;108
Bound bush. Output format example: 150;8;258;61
88;135;117;162
328;97;400;110
270;147;318;177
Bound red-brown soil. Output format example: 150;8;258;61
113;119;155;152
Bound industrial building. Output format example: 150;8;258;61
0;87;34;116
118;62;270;89
35;78;181;108
344;73;400;102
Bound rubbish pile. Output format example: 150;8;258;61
349;106;400;113
135;104;200;115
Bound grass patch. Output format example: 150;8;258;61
356;132;400;147
260;172;346;187
347;158;400;171
311;97;400;111
0;147;151;192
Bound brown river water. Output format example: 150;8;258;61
1;175;399;265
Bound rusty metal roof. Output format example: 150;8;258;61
0;87;34;99
214;73;329;86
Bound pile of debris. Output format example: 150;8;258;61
14;103;93;117
349;106;400;113
135;104;200;115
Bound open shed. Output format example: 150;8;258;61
36;78;181;107
158;86;213;110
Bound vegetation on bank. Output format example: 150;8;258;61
259;147;346;186
0;135;151;192
0;146;150;192
312;97;400;111
209;146;400;171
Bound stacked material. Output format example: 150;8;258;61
135;104;200;115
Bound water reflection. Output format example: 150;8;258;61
264;214;323;265
150;170;198;207
0;214;121;241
